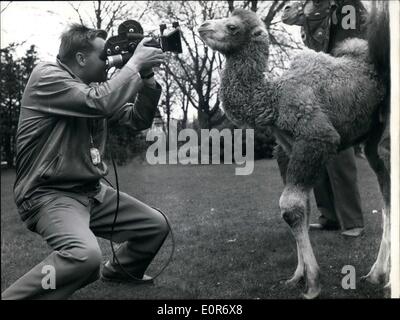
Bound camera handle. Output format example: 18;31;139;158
143;38;162;49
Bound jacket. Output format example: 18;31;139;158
13;58;161;224
284;0;368;53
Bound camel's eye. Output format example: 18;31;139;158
227;24;239;33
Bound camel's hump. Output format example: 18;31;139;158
331;38;369;59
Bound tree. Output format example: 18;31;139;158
149;1;228;129
0;1;13;13
0;44;38;167
69;1;150;33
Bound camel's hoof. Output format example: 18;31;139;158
361;274;380;285
285;275;303;288
302;286;321;300
361;272;386;285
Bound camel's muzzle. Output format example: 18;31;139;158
198;22;214;38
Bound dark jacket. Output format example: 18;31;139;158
285;0;368;53
14;58;161;224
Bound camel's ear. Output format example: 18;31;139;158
251;26;267;40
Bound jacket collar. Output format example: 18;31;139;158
56;56;84;83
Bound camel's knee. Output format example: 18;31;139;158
282;208;305;228
280;187;307;228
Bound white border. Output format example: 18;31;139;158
390;0;400;299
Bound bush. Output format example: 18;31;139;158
105;126;151;165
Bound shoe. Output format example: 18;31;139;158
309;223;340;231
101;261;154;284
341;228;364;238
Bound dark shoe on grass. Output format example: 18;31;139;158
101;261;154;284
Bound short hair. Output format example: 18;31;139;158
58;24;107;63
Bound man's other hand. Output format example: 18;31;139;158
127;37;165;72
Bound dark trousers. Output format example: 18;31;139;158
313;148;364;230
2;183;169;300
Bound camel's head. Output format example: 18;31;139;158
198;9;269;55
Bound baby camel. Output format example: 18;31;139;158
199;3;390;299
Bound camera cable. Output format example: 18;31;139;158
101;154;175;283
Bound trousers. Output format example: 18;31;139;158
313;147;364;230
2;183;169;300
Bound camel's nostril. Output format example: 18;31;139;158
200;22;211;29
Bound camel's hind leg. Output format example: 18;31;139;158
362;114;391;286
362;207;390;285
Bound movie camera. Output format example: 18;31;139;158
101;20;183;69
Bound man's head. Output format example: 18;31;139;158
303;0;337;18
58;24;108;84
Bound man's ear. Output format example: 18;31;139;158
251;26;267;40
75;52;86;67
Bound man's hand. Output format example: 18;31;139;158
126;37;165;72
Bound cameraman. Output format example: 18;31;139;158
2;24;168;300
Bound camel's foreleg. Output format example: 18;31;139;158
285;235;305;288
275;145;305;287
280;185;320;299
278;130;339;299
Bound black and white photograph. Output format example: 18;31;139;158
1;0;399;305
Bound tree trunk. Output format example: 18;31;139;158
198;108;211;129
182;110;188;129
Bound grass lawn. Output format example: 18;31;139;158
1;158;389;299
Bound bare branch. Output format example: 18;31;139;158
69;2;86;25
1;1;12;13
263;0;289;28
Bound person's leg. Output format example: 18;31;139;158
325;148;364;230
90;184;169;279
313;165;340;229
1;196;102;300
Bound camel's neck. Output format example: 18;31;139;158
226;41;269;79
221;40;276;127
